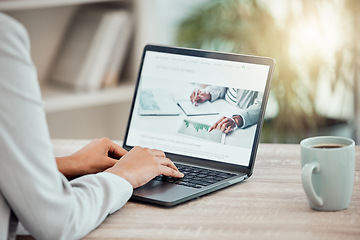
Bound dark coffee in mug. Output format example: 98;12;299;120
311;143;346;149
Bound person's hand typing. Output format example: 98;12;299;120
105;146;184;188
56;137;127;179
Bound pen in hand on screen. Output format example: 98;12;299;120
193;87;198;106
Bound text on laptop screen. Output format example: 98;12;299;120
126;50;270;167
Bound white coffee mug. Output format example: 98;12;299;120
300;136;355;211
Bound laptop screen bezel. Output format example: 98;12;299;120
123;44;275;177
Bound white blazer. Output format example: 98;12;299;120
0;13;133;240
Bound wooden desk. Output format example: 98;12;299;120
52;140;360;240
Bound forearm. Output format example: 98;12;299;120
234;108;260;128
62;173;133;239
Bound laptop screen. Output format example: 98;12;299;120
124;45;274;169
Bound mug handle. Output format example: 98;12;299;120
301;162;324;207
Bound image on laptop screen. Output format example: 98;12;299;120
125;46;271;167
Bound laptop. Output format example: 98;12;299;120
123;45;275;206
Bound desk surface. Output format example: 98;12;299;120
52;140;360;240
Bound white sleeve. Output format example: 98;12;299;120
236;92;263;129
204;86;226;102
0;13;133;240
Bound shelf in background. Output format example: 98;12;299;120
0;0;122;11
42;82;135;113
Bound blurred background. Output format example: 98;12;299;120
136;0;360;144
2;0;359;144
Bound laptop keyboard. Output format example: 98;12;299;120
154;163;237;189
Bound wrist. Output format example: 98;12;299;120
229;117;237;127
232;115;243;128
105;167;135;188
56;155;81;179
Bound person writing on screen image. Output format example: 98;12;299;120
190;86;263;133
0;13;183;240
